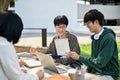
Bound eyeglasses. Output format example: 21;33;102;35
56;24;67;29
56;26;66;29
84;21;92;25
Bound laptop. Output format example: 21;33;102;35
37;53;67;74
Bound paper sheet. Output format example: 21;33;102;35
55;38;70;55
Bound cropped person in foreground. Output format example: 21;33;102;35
0;12;44;80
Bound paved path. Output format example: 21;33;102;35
17;26;120;47
15;35;120;47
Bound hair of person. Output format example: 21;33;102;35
53;15;68;26
84;9;104;26
0;12;23;44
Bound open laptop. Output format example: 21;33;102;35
37;53;67;74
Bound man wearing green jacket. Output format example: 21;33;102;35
67;9;119;80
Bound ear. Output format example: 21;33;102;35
94;20;99;25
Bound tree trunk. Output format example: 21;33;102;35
0;0;10;12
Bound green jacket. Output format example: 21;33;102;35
79;27;119;80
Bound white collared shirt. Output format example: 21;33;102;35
94;28;104;40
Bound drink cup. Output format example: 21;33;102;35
68;69;76;80
29;45;37;57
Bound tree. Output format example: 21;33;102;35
0;0;15;12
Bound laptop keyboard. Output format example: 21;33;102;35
56;67;67;73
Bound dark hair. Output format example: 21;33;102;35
0;12;23;44
84;9;104;26
53;15;68;26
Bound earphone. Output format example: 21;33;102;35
91;28;104;40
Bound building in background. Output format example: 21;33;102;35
13;0;77;34
8;0;120;35
77;0;120;26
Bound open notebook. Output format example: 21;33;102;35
23;59;41;68
54;38;70;55
17;52;41;68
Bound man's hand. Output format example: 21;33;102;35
66;51;80;60
37;69;44;80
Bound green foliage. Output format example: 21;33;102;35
80;42;120;80
80;44;91;57
117;42;120;80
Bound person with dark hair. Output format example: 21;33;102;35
0;12;44;80
67;9;119;80
45;15;82;68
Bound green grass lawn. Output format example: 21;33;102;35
80;42;120;80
